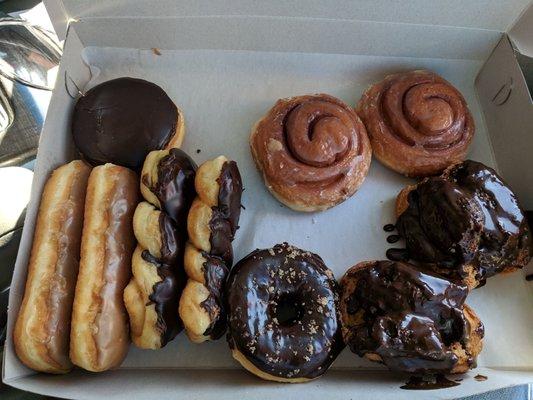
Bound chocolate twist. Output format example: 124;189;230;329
251;94;371;211
124;148;197;349
396;160;532;288
180;156;243;342
357;70;474;177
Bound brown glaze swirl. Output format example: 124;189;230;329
340;260;484;375
251;94;371;212
226;243;344;382
357;70;474;177
396;160;532;288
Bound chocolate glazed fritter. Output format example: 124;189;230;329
226;243;344;382
340;260;484;375
124;148;197;349
396;160;532;288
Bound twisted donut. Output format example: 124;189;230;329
123;148;196;349
250;94;371;212
357;70;475;177
179;156;243;343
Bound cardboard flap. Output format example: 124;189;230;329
476;36;533;209
509;1;533;56
45;0;532;38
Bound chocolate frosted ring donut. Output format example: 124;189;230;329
227;243;344;382
357;70;474;177
250;94;371;212
395;160;532;288
340;260;484;375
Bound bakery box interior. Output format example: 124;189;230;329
3;1;533;399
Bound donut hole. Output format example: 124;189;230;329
272;292;305;327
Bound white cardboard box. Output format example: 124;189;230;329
3;1;533;399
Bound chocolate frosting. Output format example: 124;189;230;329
217;161;242;235
341;261;474;374
72;77;179;169
158;212;180;263
142;250;185;345
226;243;344;380
397;160;532;284
147;148;197;223
199;253;229;339
208;211;233;266
206;161;243;265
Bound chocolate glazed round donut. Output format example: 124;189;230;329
250;94;371;212
357;70;475;177
226;243;344;382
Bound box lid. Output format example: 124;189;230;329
44;0;532;39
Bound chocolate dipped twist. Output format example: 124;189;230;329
395;160;532;289
72;77;185;170
123;148;196;349
226;243;343;382
250;94;371;212
340;260;484;375
357;70;475;177
179;156;243;342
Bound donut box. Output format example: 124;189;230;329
3;1;533;399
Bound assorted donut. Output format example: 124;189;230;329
357;70;475;177
250;94;371;212
123;148;197;349
226;243;343;382
12;72;531;389
179;156;243;342
340;260;484;374
394;160;531;289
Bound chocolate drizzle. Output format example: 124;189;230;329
158;212;180;263
216;161;243;235
72;77;179;169
396;160;532;286
401;374;460;390
148;148;197;223
226;243;344;380
206;161;243;265
141;250;185;346
341;261;475;374
386;248;410;262
199;253;229;339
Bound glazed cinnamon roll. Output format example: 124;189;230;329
357;70;474;177
394;160;532;288
250;94;371;212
